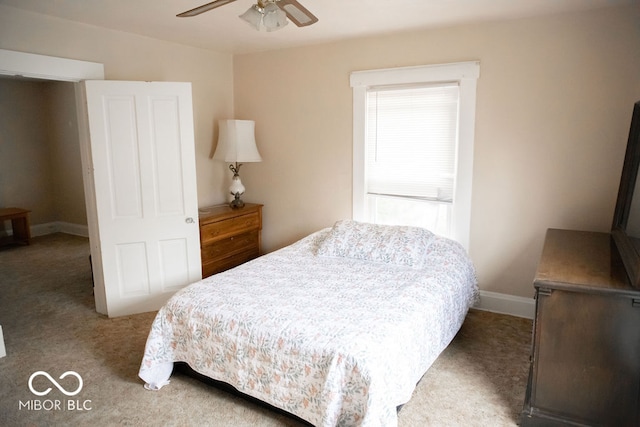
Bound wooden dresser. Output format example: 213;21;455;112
521;228;640;426
198;203;262;279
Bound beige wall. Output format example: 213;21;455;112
0;5;235;209
0;79;56;226
0;79;86;227
47;81;86;225
2;4;640;299
234;5;640;298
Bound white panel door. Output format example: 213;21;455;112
84;81;201;317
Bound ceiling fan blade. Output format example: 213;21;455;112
177;0;238;17
277;0;318;27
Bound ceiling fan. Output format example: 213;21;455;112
177;0;318;31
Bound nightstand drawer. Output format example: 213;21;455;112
202;248;259;278
200;211;260;245
198;203;262;279
201;230;259;263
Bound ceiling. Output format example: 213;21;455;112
0;0;632;55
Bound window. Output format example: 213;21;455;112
350;62;479;251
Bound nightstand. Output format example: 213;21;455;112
198;203;262;279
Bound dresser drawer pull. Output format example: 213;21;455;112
633;299;640;308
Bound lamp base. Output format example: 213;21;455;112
230;193;245;209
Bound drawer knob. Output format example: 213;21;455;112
185;217;195;224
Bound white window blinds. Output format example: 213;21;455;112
365;83;460;202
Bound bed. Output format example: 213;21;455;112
139;220;478;427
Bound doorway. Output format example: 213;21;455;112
0;48;106;311
0;77;87;239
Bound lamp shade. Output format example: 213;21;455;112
213;120;262;163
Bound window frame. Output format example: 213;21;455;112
350;61;479;251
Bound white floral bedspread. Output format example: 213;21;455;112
139;228;477;427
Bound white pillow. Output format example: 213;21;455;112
316;220;434;269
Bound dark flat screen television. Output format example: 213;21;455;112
612;100;640;288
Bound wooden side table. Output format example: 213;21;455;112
0;207;32;246
198;203;262;278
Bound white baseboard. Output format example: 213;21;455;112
30;222;89;238
474;290;535;319
56;222;89;237
30;222;59;237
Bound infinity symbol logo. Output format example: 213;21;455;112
28;371;83;396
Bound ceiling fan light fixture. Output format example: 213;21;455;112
263;2;288;32
239;1;288;32
239;4;263;30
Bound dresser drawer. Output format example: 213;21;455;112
201;230;259;263
200;211;260;245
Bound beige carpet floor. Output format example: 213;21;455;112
0;233;533;426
